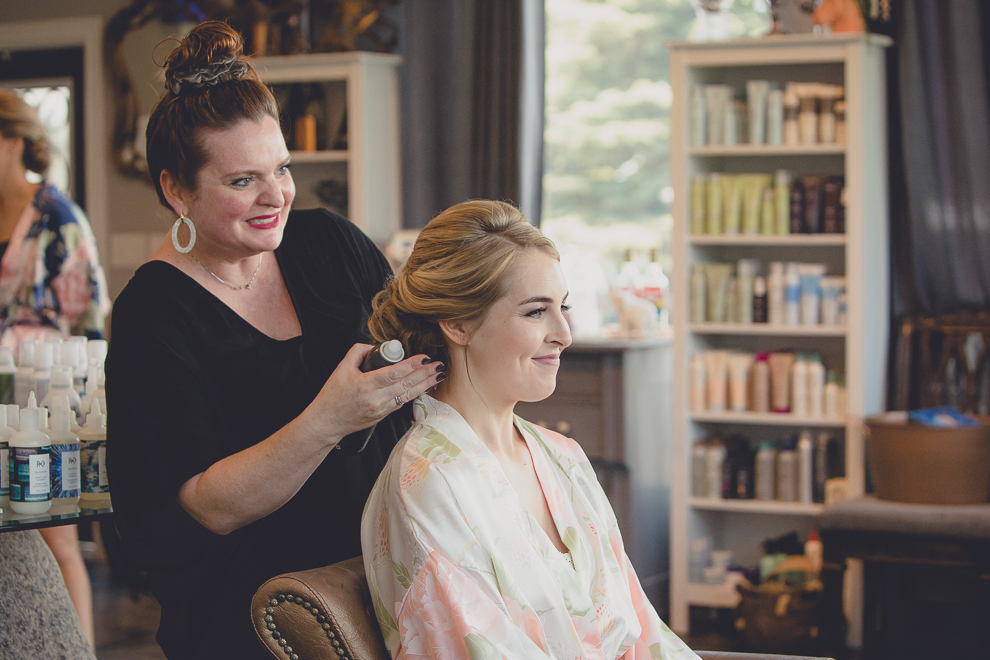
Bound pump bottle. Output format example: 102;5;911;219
79;399;109;508
8;395;51;514
337;340;405;455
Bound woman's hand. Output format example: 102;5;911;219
302;343;445;444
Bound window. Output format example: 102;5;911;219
542;0;768;275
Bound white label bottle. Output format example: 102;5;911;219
42;364;83;419
791;354;809;417
79;399;109;508
807;355;826;418
798;430;814;504
47;396;81;512
8;400;51;514
14;340;35;408
0;406;14;509
32;341;53;404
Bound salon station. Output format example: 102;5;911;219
0;1;987;659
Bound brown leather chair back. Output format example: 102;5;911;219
251;556;833;660
252;556;389;660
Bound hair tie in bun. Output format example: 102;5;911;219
166;55;249;94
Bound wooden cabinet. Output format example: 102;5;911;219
516;337;673;613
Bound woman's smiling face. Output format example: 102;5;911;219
180;115;295;260
460;249;572;407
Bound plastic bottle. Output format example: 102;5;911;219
45;338;62;367
774;170;792;235
6;404;19;431
768;262;785;325
752;353;771;413
798;430;814;504
42;364;83;419
706;440;726;499
807;355;826;418
690;263;707;323
0;346;14;405
81;367;107;421
642;248;670;326
15;339;36;408
736;259;756;324
32;341;53;404
47;396;80;512
79;399;109;508
691;440;708;497
65;337;89;394
0;406;14;509
777;438;798;502
805;529;823;572
8;397;51;514
755;441;776;501
336;341;406;455
785;263;801;326
752;276;768;324
824;370;841;418
791;354;808;417
690;353;707;412
87;339;108;372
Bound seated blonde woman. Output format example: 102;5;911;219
361;201;698;660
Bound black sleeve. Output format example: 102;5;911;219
106;283;226;570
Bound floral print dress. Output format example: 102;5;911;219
0;184;110;348
361;395;699;660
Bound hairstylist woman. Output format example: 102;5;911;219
105;22;443;660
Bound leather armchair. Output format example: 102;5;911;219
251;557;833;660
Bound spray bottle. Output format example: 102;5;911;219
336;340;405;455
0;346;15;405
47;396;81;512
8;393;51;514
79;399;109;508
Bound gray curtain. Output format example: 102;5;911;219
399;0;543;228
895;0;990;316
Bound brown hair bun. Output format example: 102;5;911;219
164;21;253;95
0;91;51;175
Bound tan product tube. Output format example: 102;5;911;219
705;263;733;323
769;352;795;413
704;350;730;412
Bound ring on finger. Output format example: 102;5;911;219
394;394;403;407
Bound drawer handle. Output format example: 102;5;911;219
555;420;572;434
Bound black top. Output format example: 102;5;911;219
106;209;411;660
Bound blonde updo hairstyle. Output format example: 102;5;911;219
368;200;559;370
146;21;279;211
0;91;51;175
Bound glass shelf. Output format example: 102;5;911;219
1;503;112;534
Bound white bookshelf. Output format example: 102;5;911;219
668;34;891;644
255;52;402;245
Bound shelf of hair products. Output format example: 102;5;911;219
0;337;109;519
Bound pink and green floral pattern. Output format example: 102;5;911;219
361;395;699;660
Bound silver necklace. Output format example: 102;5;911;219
190;253;263;290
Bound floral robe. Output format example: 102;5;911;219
0;184;109;349
361;395;699;660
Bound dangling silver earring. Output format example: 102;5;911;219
172;213;196;254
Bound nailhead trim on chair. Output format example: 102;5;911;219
266;593;350;660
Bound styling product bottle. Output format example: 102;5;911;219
789;178;805;235
336;341;406;455
769;352;795;413
68;337;88;394
0;346;14;405
774;170;792;235
0;406;13;509
776;438;798;503
825;370;841;418
752;353;771;413
798;430;814;504
834;100;847;144
691;440;708;497
704;351;729;412
808;355;826;418
8;398;51;514
6;404;19;431
785;263;801;326
15;340;35;408
81;368;107;421
798;89;819;144
768;262;785;325
814;433;833;503
791;354;809;417
80;372;98;420
32;342;53;404
783;87;800;146
755;441;776;501
805;529;823;572
728;353;753;413
725;277;738;324
767;87;784;145
47;396;80;512
690;353;707;412
46;338;62;367
79;399;109;508
705;440;726;499
747;80;770;145
761;188;776;235
818;88;837;143
42;365;83;419
690;263;707;324
753;276;768;324
691;174;708;235
691;86;707;146
87;339;108;372
707;173;724;234
799;264;826;326
736;260;756;324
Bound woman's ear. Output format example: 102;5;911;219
439;319;474;347
160;170;188;215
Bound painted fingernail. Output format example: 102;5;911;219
422;357;434;365
436;373;446;382
435;364;446;373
